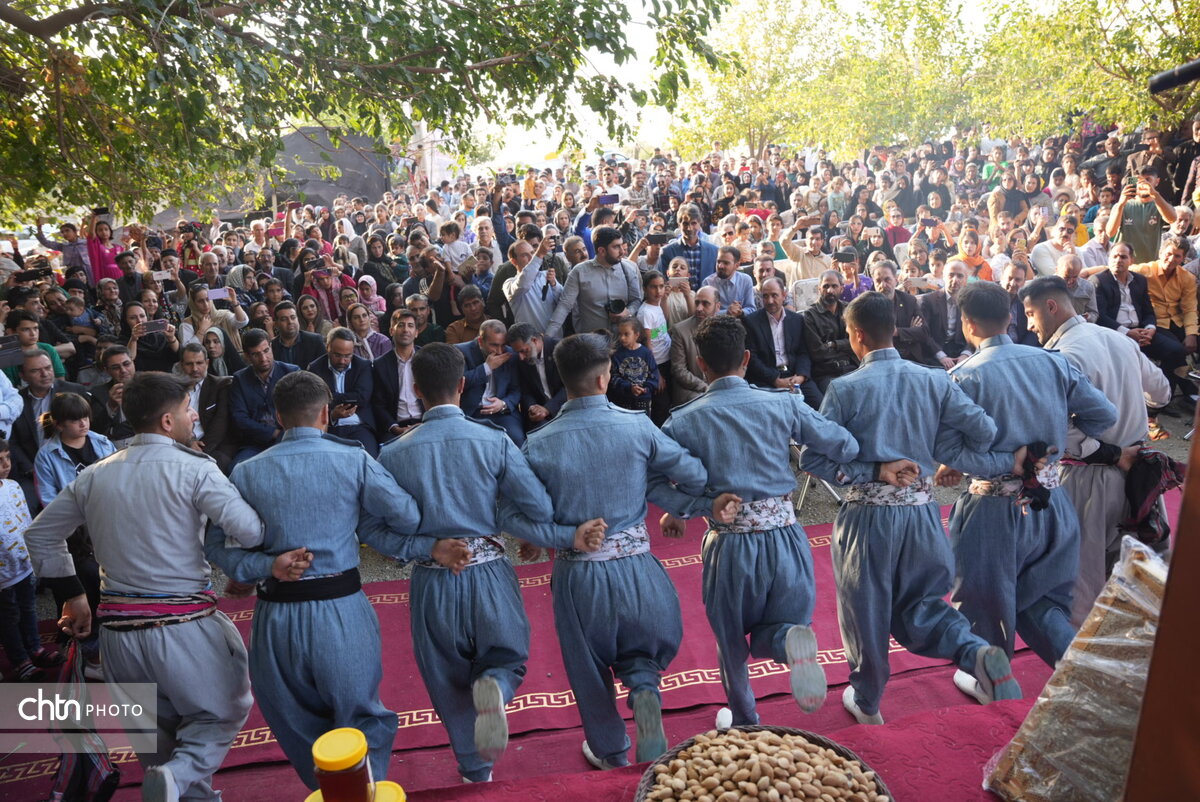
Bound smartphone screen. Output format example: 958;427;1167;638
143;319;169;334
597;194;620;205
207;287;230;301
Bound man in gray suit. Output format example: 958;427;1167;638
668;286;717;406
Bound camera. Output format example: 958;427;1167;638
604;299;627;315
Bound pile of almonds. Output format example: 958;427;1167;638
642;729;889;802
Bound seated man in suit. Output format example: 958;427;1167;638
371;308;423;442
179;342;238;473
743;277;822;408
870;261;941;364
271;301;325;369
919;259;972;368
230;328;298;464
1000;262;1041;346
11;349;88;508
308;327;378;455
1091;240;1192;419
506;322;566;429
456;319;523;445
90;345;136;449
668;286;718;407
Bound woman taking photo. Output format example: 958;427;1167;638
180;283;249;352
122;301;180;372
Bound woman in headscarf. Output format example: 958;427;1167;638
363;235;404;288
892;174;919;222
301;254;355;324
202;326;246;377
357;274;386;315
345;303;391;361
225;265;264;308
180;283;249;352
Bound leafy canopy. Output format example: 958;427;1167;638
0;0;729;220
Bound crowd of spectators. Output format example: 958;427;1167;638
0;119;1198;679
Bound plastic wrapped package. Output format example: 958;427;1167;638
984;536;1167;801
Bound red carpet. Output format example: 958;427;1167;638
0;490;1180;801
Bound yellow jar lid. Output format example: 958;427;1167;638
311;728;368;772
373;781;406;802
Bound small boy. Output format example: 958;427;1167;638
440;220;472;270
61;295;101;369
0;439;62;680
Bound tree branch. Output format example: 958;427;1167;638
0;1;114;37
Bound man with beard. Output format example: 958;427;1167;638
803;270;858;392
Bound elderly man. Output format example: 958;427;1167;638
1055;254;1099;322
546;227;642;338
503;237;562;332
701;246;756;317
1020;277;1171;623
919;259;972;368
1030;220;1077;276
743;277;821;408
803;270;858;393
870;260;939;365
668;286;717;406
457;319;523;444
1078;210;1113;268
506;322;566;429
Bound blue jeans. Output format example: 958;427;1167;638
0;574;41;665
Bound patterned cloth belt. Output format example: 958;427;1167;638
710;495;796;534
416;535;506;569
558;521;650;562
96;590;218;631
843;476;935;506
968;464;1062;497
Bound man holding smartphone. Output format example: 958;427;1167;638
1105;166;1178;263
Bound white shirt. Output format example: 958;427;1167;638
637;303;671;364
767;309;787;367
1044;315;1169;456
332;365;361;427
1030;241;1068;276
394;350;420;421
186;380;206;441
504;256;563;333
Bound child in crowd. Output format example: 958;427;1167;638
608;318;659;415
0;439;62;680
439;220;472;269
636;271;672;425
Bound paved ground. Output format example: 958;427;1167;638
34;409;1195;620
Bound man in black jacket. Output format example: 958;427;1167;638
918;260;972;368
308;328;378;455
371;309;423;442
505;323;566;429
10;349;89;509
870;261;941;363
271;301;325;369
743;277;821;408
90;346;135;449
802;271;858;393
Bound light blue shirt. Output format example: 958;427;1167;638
947;334;1117;473
376;404;563;549
205;427;426;582
800;348;1007;484
331;365;361;427
702;270;757;315
664;376;858;503
501;395;712;543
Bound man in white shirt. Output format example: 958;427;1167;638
1020;276;1170;625
503;238;562;333
1030;220;1076;276
1077;211;1112;268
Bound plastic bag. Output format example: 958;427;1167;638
984;536;1167;801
